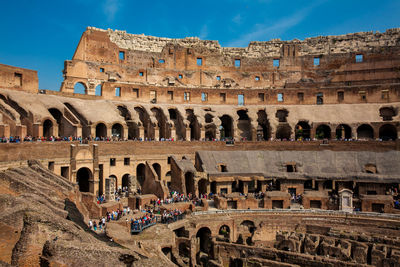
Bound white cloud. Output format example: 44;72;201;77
232;14;243;25
227;1;326;47
102;0;122;23
199;24;209;39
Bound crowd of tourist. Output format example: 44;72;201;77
160;209;184;224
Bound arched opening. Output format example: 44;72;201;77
357;124;374;140
220;115;233;139
111;123;123;139
187;109;200;141
169;108;185;140
96;123;107;138
240;220;256;245
74;82;87;94
315;124;331;140
136;164;146;188
95;84;102;96
219;225;230;241
257;110;270;140
152;163;161;180
336;124;352;140
117;105;137;140
379;124;397;141
185;172;195;196
295;121;310;140
43;119;53;138
198;179;207;195
237;110;252;140
122;173;130;189
109;175;118;192
152;107;169;140
76;167;92;192
196;227;212;254
276;124;291;140
134;106;154;139
379;107;396;121
49;108;73;137
205;113;213;123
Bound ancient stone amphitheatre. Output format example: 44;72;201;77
0;27;400;266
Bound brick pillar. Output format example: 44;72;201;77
200;127;205;141
123;126;128;140
170;127;176;141
186;127;191;141
139;126;144;140
154;126;160;141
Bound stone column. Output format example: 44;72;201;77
33;123;42;137
90;126;96;138
243;182;248;194
16;125;27;138
76;126;82;138
186;127;191;141
170;127;176;141
139;126;145;140
53;125;59;137
106;126;112;138
154;126;160;141
123;126;128;140
200;126;205;141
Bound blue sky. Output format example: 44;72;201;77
0;0;399;91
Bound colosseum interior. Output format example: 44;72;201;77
0;27;400;267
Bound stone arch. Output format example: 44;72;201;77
218;225;230;241
276;109;288;123
277;239;296;252
379;124;397;141
276;124;291;140
198;179;207;195
237;110;252;140
152;163;161;180
315;124;331;140
95;84;102;96
196;227;212;254
168;108;185;140
205;113;213;123
117;105;137;139
185;172;195;196
136;163;146;188
134;106;153;139
336;124;352;140
76;167;92;192
74;82;87;94
96;123;107;138
111;123;123;139
187;109;200;140
357;124;374;140
43;119;54;138
295;121;310;140
220;115;233;139
257;110;271;140
122;173;130;189
152;107;169;140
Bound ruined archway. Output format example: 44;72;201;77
276;124;291;140
122;173;130;189
96;123;107;138
336;124;352;140
76;167;92;192
357;124;374;140
136;164;146;188
152;107;169;140
295;121;310;140
74;82;87;94
185;172;195;196
196;227;212;254
187;109;200;140
315;124;331;140
219;225;230;241
237;110;252;140
257;110;271;140
117;105;137;139
135;106;153;139
111;123;123;139
43;119;53;138
109;175;118;191
169;108;185;140
220;115;233;139
379;124;397;141
152;163;161;180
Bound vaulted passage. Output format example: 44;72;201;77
152;163;161;180
135;106;154;139
76;167;91;192
220;115;233;139
336;124;352;140
112;123;123;139
96;123;107;138
295;121;310;140
152;107;169;140
316;124;331;139
357;124;374;140
117;105;137;139
185;172;195;196
43;119;53;138
257;110;270;141
169;108;185;140
379;124;397;140
237;110;252;140
196;227;212;254
276;124;291;140
187;109;200;141
136;164;146;188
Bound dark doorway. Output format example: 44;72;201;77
76;167;91;192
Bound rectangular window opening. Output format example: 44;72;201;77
119;51;125;60
178;74;183;79
277;93;284;102
381;90;389;100
216;76;221;81
159;59;165;63
48;161;54;171
356;54;363;63
201;92;208;102
316;92;324;105
219;164;228;172
132;88;139;98
238;94;244;106
184;92;190;101
273;59;280;67
337;91;344;102
359;91;366;101
139;71;144;76
255;76;260;81
314;57;320;66
100;68;105;73
150;90;157;102
115;87;121;97
14;73;22;86
124;158;130;166
220;93;226;103
110;158;116;166
197;58;203;66
235;59;241;67
258;93;265;102
168;91;174;100
297;92;304;102
61;166;69;179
